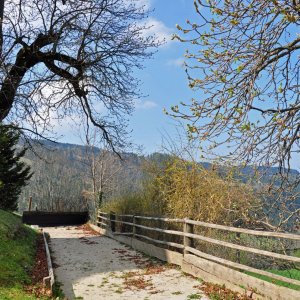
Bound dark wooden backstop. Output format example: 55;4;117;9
22;211;89;226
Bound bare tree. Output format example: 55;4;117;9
84;130;121;220
0;0;159;151
171;0;300;172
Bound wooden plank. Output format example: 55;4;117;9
183;254;300;300
97;221;107;227
134;216;184;223
98;216;108;221
134;223;184;236
111;220;133;226
117;214;134;218
113;232;132;236
186;219;300;240
181;259;253;298
185;246;300;286
131;238;183;266
102;229;183;266
134;233;184;249
184;232;300;263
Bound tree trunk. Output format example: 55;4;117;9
0;47;40;120
0;0;4;56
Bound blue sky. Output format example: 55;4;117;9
129;0;199;153
51;0;300;170
128;0;195;153
59;0;198;153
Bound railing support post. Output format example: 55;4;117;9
28;196;32;211
236;232;241;263
132;215;136;238
97;209;100;226
183;218;194;256
110;211;116;232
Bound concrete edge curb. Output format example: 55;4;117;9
42;230;55;293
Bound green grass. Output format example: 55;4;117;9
52;281;65;299
245;268;300;291
0;209;41;299
244;248;300;291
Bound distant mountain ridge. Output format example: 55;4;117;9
18;140;299;229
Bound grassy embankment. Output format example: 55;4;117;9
0;209;40;299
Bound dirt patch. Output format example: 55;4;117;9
79;236;98;245
112;247;165;270
75;223;100;235
124;276;154;290
200;282;253;300
144;264;166;275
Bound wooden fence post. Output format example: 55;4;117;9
110;211;116;232
236;232;241;264
132;215;136;238
28;197;32;211
183;218;194;256
97;210;100;225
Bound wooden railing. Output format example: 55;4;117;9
97;211;300;298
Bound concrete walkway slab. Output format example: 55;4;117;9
44;226;209;300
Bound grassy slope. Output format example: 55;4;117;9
246;269;300;291
245;249;300;290
0;210;39;300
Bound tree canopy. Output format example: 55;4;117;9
0;124;32;211
0;0;159;151
171;0;300;172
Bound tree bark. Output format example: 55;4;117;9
0;0;4;56
0;48;39;120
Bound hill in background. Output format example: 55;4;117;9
18;141;300;229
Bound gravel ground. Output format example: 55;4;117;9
44;226;209;300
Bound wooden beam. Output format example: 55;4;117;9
186;219;300;240
186;246;300;286
184;232;300;263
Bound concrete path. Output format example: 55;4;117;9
44;226;209;300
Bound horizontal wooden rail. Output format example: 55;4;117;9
111;220;133;226
117;214;134;218
108;218;184;236
134;215;184;222
186;219;300;240
134;233;184;249
97;221;107;227
185;246;300;286
98;215;108;221
134;223;184;237
113;232;133;236
185;232;300;263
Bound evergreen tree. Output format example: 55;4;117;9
0;124;32;211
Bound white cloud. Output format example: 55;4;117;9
134;99;158;110
137;0;152;9
167;57;186;67
142;17;174;46
124;0;151;10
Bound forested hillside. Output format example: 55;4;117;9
18;141;300;230
19;141;146;213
